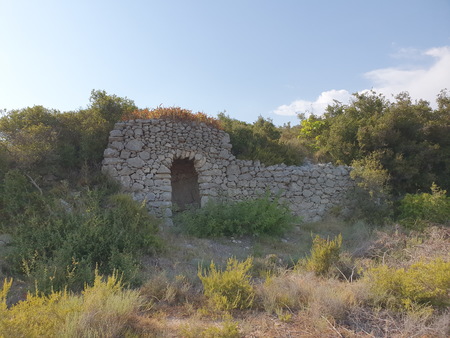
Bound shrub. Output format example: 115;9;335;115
349;153;393;224
0;271;141;337
62;270;142;337
140;273;193;309
257;272;310;314
0;278;83;337
366;258;450;310
198;257;255;311
398;183;450;230
305;234;342;276
256;272;364;322
175;194;297;238
0;169;49;227
6;181;161;292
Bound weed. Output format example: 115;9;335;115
199;257;255;311
62;270;142;337
257;272;309;314
181;319;240;338
275;307;292;322
366;258;450;310
0;270;142;337
140;272;193;309
257;270;365;323
304;234;342;276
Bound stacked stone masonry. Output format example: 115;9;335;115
102;119;354;222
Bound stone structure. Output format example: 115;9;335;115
102;119;353;222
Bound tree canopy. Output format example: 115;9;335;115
297;90;450;195
0;88;448;197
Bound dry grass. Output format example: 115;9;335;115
2;217;449;337
256;271;369;319
346;306;450;337
140;272;194;311
61;272;143;337
361;225;450;268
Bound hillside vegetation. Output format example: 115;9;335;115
0;90;449;337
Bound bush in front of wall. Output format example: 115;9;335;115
5;173;162;292
175;194;297;238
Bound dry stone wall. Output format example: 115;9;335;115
102;119;354;222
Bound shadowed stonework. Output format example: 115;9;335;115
102;119;354;222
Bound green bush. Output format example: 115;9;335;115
0;90;137;179
5;176;161;292
0;169;51;228
175;194;297;238
305;234;342;276
349;152;393;224
198;257;255;311
398;183;450;230
366;258;450;310
218;113;305;166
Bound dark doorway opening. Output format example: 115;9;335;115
171;158;201;211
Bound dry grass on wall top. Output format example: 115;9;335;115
121;106;222;130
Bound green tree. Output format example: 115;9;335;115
0;106;60;170
0;90;138;179
75;90;137;166
218;113;304;165
297;90;450;194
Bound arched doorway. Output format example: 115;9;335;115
171;158;201;211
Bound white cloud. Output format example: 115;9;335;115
274;46;450;117
365;46;450;104
273;89;351;116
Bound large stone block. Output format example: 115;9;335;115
103;158;122;165
139;151;151;160
127;157;145;168
227;164;241;176
111;141;125;150
103;148;118;158
302;190;313;198
126;140;144;151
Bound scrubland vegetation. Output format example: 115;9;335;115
0;90;449;337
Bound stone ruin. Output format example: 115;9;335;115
102;118;354;222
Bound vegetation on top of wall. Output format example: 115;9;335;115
121;106;222;130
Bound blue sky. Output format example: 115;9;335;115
1;0;449;125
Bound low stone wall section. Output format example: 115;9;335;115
102;119;353;222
